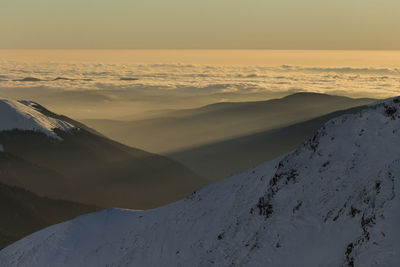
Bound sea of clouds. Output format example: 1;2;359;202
0;61;399;118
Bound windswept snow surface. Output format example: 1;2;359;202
0;99;74;139
1;98;400;266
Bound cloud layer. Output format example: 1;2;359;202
1;61;399;119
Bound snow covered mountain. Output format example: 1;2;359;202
0;99;74;139
0;98;205;209
1;97;400;266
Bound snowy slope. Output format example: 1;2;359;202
1;98;400;266
0;99;74;139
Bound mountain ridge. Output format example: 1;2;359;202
0;99;205;209
83;93;376;154
0;99;74;139
168;105;368;180
2;97;399;266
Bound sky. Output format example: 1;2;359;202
1;0;400;49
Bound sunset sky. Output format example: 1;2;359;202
1;0;400;49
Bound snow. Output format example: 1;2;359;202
1;97;400;266
0;98;74;139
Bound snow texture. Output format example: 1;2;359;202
0;98;74;139
1;97;400;266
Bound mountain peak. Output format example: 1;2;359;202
0;98;75;139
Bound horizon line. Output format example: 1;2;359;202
1;48;400;51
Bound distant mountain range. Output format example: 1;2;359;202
168;105;367;180
0;99;205;209
85;93;375;154
3;97;399;266
85;93;376;180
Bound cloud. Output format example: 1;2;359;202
1;60;400;119
13;77;43;82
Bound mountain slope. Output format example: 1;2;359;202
0;99;205;209
0;99;74;139
84;93;375;154
168;106;366;181
0;182;98;250
2;98;399;266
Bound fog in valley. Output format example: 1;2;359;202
1;50;397;180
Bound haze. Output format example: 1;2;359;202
1;0;400;49
0;50;399;120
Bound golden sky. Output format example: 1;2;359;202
1;0;400;49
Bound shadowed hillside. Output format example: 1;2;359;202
0;182;98;249
0;99;206;209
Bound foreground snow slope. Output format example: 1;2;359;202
1;98;400;266
0;99;74;139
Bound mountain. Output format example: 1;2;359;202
0;99;74;139
2;98;399;266
0;99;205;209
0;182;98;250
168;106;366;181
83;93;375;154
